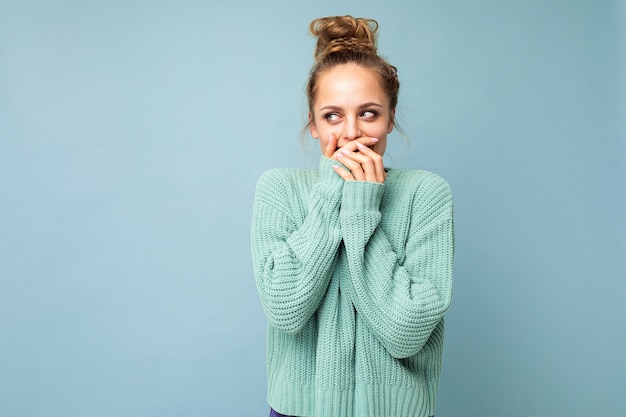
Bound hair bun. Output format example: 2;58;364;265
309;15;378;62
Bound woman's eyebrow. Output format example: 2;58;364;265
319;105;342;112
358;102;383;109
319;102;383;112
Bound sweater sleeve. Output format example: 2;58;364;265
339;174;454;359
251;157;344;334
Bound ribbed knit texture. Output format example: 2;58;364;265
251;156;454;417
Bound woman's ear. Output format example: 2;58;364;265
387;109;396;133
308;112;319;139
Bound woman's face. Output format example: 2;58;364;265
309;63;395;156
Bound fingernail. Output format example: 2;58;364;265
342;150;351;155
370;137;379;143
356;142;365;148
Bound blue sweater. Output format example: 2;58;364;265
251;156;454;417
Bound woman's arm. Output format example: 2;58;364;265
339;174;454;359
251;157;344;334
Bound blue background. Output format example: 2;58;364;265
1;1;624;416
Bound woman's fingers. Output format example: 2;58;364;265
337;137;379;154
336;150;365;180
331;136;385;183
324;132;338;158
356;142;386;183
332;165;353;181
342;149;376;182
336;148;385;183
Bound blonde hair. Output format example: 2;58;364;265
305;16;400;129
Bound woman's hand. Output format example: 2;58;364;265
332;136;386;184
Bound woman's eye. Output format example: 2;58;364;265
361;110;378;119
323;113;340;122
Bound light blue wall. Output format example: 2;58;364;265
1;1;623;416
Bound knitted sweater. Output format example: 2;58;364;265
251;156;454;417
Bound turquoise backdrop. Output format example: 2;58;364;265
1;1;624;416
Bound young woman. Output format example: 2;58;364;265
251;15;454;417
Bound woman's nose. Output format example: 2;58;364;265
342;118;360;141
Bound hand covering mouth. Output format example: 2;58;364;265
336;144;375;151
